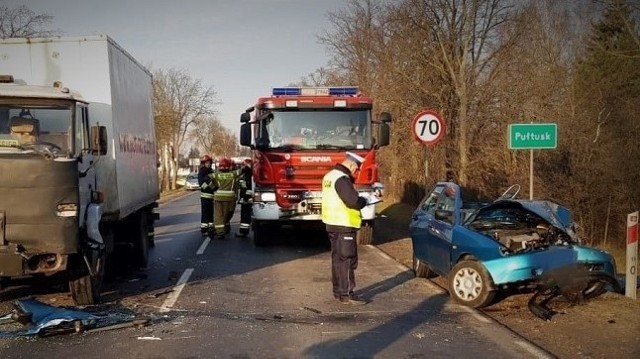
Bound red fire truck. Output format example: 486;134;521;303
239;86;391;246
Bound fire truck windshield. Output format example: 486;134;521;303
263;110;372;150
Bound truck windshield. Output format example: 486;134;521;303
263;110;372;150
0;104;73;156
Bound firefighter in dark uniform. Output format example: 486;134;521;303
210;157;240;239
197;155;214;235
321;151;369;305
236;158;253;237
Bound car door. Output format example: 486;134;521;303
409;184;447;273
427;183;460;273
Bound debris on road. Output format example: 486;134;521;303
0;298;147;338
149;288;175;298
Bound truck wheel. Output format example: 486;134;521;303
448;260;495;308
69;251;105;305
147;209;156;248
133;211;149;268
356;220;373;245
252;221;270;247
413;253;437;278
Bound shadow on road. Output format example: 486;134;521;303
303;293;450;358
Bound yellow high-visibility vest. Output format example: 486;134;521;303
321;169;361;228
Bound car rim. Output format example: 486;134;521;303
453;267;483;301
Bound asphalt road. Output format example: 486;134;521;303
0;192;553;358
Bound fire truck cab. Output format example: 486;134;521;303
239;86;391;246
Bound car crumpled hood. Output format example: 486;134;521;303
479;199;578;241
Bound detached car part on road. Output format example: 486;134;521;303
410;182;619;308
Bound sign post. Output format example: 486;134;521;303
411;109;446;180
508;123;557;199
626;211;638;300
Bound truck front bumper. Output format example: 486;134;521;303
0;243;68;277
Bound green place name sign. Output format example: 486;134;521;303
508;123;557;149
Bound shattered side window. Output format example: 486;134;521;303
420;186;444;214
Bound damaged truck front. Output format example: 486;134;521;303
0;36;159;305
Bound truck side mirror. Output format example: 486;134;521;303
379;112;392;124
240;123;252;147
377;122;390;147
90;125;108;155
376;112;391;147
240;112;251;123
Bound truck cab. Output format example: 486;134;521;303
240;86;391;246
0;75;110;303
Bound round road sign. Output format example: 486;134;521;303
411;109;446;146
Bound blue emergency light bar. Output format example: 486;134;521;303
272;86;359;96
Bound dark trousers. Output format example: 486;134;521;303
200;197;213;232
238;203;252;235
328;231;358;298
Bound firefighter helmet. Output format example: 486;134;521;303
218;157;233;171
201;154;212;163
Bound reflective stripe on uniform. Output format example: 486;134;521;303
214;189;236;200
239;223;250;229
201;192;214;199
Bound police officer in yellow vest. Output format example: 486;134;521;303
210;157;240;239
322;151;368;305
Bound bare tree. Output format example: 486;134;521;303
193;115;238;159
153;67;218;190
0;2;60;38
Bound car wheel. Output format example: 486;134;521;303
413;253;437;278
448;260;495;308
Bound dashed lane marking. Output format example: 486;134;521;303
196;237;210;255
160;268;194;313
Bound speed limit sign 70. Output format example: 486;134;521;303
411;109;446;146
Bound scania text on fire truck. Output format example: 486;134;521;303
239;86;391;246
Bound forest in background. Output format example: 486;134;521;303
311;0;639;246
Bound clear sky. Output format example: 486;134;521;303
4;0;346;137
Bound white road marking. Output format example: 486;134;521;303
160;268;194;313
515;340;555;359
196;237;211;255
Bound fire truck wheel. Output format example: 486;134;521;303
252;221;271;247
69;250;105;305
356;220;373;245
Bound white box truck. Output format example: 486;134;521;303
0;35;159;304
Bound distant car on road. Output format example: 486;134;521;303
409;182;619;308
184;173;199;191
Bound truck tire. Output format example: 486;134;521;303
356;220;373;245
132;211;150;268
147;209;156;248
252;221;270;247
69;250;105;305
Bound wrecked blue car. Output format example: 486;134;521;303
409;182;619;308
